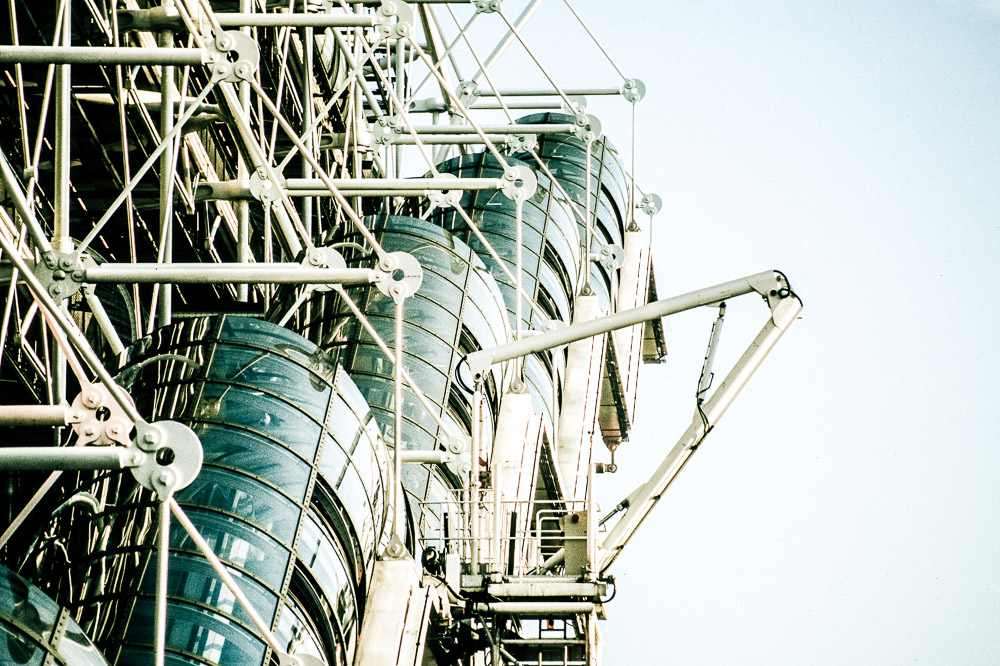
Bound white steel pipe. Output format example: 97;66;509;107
466;270;787;378
85;264;376;284
473;602;595;615
400;450;453;464
0;405;71;426
213;13;377;27
598;296;802;573
0;46;204;65
0;446;139;471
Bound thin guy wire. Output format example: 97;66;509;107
409;41;512;171
560;0;628;79
247;77;386;256
496;8;577;113
75;83;218;256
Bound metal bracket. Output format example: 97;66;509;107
372;115;403;146
248;167;284;207
561;96;587;114
131;421;204;501
302;246;348;292
206;31;260;83
446;436;471;478
571;114;602;143
620;78;646;103
376;0;414;41
590;244;626;272
638;192;662;216
472;0;502;13
425;174;462;212
455;81;479;110
70;381;134;447
34;251;85;302
505;133;537;152
374;251;423;301
499;165;537;201
383;532;410;560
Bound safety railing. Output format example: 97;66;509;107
417;496;595;578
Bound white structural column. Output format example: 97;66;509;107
556;294;606;502
355;560;437;666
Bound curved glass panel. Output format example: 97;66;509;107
169;509;291;591
206;343;332;420
0;564;109;666
148;552;278;628
193;423;312;502
176;466;300;545
123;601;266;665
197;382;323;461
275;603;325;664
298;516;358;640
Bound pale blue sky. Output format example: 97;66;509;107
505;1;1000;663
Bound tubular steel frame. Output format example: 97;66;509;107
0;1;799;664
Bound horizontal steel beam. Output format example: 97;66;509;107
0;447;140;471
466;270;788;379
0;405;72;427
213;13;378;27
476;88;623;97
195;177;505;201
486;581;606;598
0;46;204;66
471;602;595;615
404;123;574;134
84;263;376;285
285;177;504;190
389;134;511;145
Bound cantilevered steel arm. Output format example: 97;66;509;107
597;291;802;573
464;269;790;381
462;269;801;575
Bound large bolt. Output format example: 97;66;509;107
143;430;159;445
52;269;67;280
59;257;74;270
82;391;101;408
48;285;62;297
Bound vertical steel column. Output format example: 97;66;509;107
237;0;252;302
470;384;483;573
393;298;404;539
154;499;170;666
52;1;71;251
157;0;176;326
51;0;72;408
302;26;315;239
394;39;405;179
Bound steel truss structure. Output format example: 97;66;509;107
0;1;801;664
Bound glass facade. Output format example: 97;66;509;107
17;316;391;666
287;216;513;536
0;563;108;666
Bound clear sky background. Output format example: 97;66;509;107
479;0;1000;663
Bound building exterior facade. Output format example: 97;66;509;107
0;2;800;664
